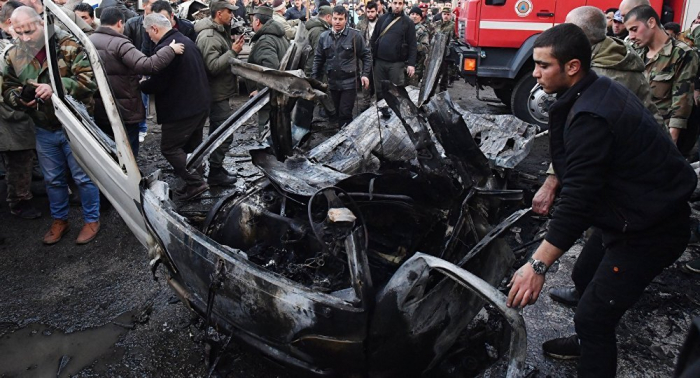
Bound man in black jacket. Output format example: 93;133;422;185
147;1;196;56
141;13;211;201
506;24;696;378
369;0;416;104
312;6;371;126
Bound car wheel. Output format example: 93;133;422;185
511;75;555;130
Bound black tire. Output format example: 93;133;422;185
493;87;512;108
510;75;554;130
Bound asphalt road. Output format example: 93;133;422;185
0;82;698;378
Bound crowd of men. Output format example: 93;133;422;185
0;0;700;374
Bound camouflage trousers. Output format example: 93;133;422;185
0;149;34;206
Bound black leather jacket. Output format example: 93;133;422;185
312;27;372;91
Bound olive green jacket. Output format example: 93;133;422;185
195;17;239;102
247;20;290;91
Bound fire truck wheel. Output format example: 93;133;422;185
511;75;555;131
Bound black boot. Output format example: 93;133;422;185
207;167;237;187
542;335;581;360
549;286;580;306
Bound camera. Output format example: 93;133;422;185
19;84;43;104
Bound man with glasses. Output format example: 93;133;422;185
2;6;100;244
369;0;416;114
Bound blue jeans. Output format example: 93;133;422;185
35;127;100;222
139;92;149;133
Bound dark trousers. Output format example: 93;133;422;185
125;123;140;158
0;149;34;206
293;98;314;129
208;99;234;170
330;89;357;127
571;211;689;377
374;59;405;101
161;111;207;186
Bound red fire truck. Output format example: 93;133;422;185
452;0;700;128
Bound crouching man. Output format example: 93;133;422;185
506;24;696;377
3;6;100;245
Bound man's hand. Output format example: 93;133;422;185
532;174;560;215
694;89;700;107
406;65;415;77
34;83;53;101
169;39;185;54
506;262;545;309
670;127;681;144
361;76;369;89
249;90;258;98
232;36;245;54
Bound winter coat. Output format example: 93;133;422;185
195;18;239;102
0;40;34;152
273;12;297;40
370;12;417;66
90;26;177;124
2;30;96;131
591;36;661;125
140;29;211;124
312;27;372;91
246;20;290;92
304;17;330;75
546;71;696;251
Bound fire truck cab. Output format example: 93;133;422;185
452;0;699;128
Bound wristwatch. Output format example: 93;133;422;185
528;258;549;275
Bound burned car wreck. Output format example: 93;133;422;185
43;2;536;376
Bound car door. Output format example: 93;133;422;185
44;0;154;249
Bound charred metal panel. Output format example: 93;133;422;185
141;189;370;376
250;149;350;196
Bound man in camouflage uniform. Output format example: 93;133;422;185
0;34;41;220
419;2;434;38
433;6;455;40
434;7;456;90
624;6;698;154
408;6;429;87
3;6;100;245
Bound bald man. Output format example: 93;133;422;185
618;0;649;18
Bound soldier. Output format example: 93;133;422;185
624;5;698;152
4;6;100;244
433;6;455;40
195;0;245;187
247;6;290;133
407;6;429;87
419;2;434;38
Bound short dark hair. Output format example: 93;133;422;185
99;7;125;25
319;0;331;6
663;22;681;34
151;0;174;16
332;5;347;18
255;13;271;24
365;1;377;10
604;7;618;14
0;0;22;23
74;3;94;18
624;5;659;25
533;23;591;73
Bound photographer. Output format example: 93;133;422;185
2;6;100;245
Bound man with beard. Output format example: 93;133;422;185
369;0;416;113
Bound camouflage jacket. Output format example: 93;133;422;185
415;23;430;70
356;18;377;47
2;29;96;131
633;37;698;129
433;20;456;41
421;18;435;40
